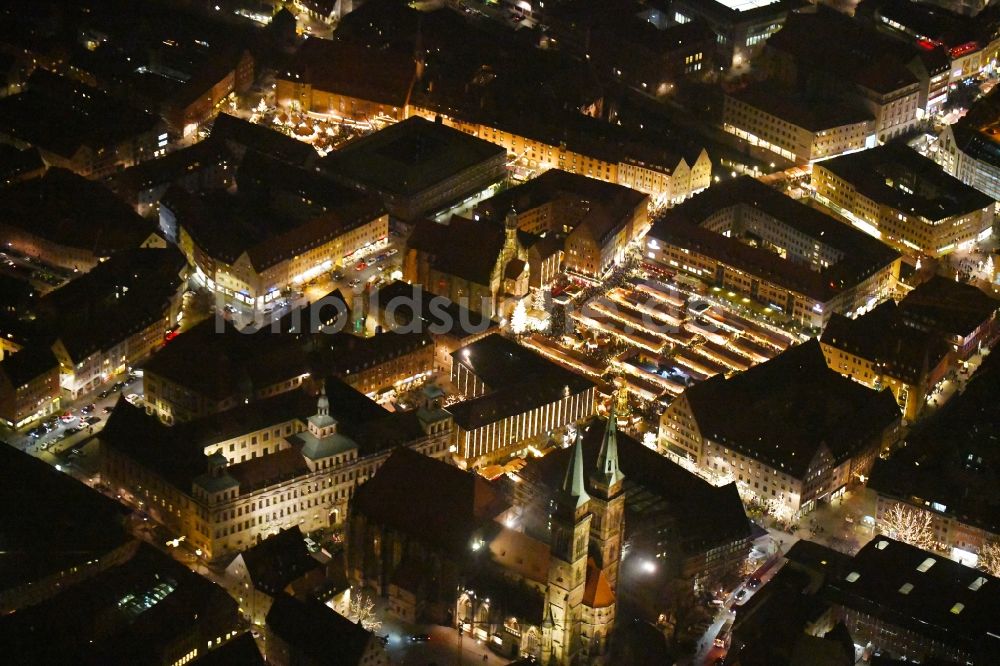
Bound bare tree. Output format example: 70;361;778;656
349;590;382;633
879;504;935;550
978;540;1000;577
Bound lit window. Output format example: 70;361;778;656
898;583;913;594
917;557;936;573
845;571;860;582
950;603;964;615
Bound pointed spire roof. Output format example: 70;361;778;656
561;431;590;509
594;407;623;489
317;383;329;416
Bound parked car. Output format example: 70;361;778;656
409;634;430;642
84;416;102;425
81;403;96;414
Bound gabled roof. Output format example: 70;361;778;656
682;340;901;477
235;527;320;595
0;345;57;388
210;113;317;166
898;275;999;340
266;595;374;665
407;215;507;286
350;447;507;553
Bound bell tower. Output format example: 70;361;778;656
546;432;591;665
588;408;626;589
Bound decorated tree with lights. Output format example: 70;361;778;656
349;591;382;632
879;503;935;550
510;299;529;336
978;540;1000;577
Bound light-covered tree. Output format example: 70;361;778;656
978;540;1000;577
879;503;935;550
510;299;529;335
348;591;382;633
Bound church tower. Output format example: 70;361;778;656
546;432;591;665
588;407;626;590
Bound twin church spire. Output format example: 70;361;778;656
559;405;624;507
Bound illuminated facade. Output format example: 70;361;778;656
101;386;452;562
812;144;996;257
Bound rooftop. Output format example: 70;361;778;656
824;537;1000;658
351;447;508;553
0;446;131;595
683;340;901;477
446;334;596;430
233;526;321;595
210;113;317;166
0;543;239;665
815;144;994;222
0;168;157;257
898;275;999;340
868;348;1000;535
728;85;873;132
267;595;375;665
407;215;507;285
371;280;498;340
319;116;506;198
647;176;900;303
0;344;58;389
821;300;951;384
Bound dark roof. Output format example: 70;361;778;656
351;447;507;552
898;275;999;340
823;537;1000;660
319;116;506;198
948;122;1000;172
210;113;317;166
110;139;232;195
371;280;498;339
683;340;901;477
765;6;923;94
0;70;160;161
267;595;374;665
816;143;994;222
0;543;240;666
163;170;383;272
235;526;320;595
36;247;186;362
407;215;507;285
0;446;131;594
446;334;596;430
476;169;648;245
521;418;752;556
190;633;264;666
648;176;900;303
0;344;58;388
728;85;873;132
821;300;951;384
868;348;1000;535
0;168;157;258
0;144;44;185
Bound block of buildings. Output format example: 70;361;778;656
101;379;452;561
896;275;1000;359
265;594;389;666
0;168;164;272
669;0;799;70
0;446;133;614
142;309;435;423
0;144;44;185
367;280;499;373
512;416;752;617
868;346;1000;563
405;211;538;318
34;247;187;398
277;4;712;206
644;176;901;328
474;169;650;278
812;143;996;257
0;344;60;429
778;538;1000;664
446;333;596;466
0;543;242;665
722;85;875;163
209;113;318;167
936;86;1000;200
0;70;165;177
109;138;235;218
348;425;624;664
224;526;329;626
821;300;952;421
162;158;386;308
762;7;940;137
319;116;508;223
659;339;901;515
